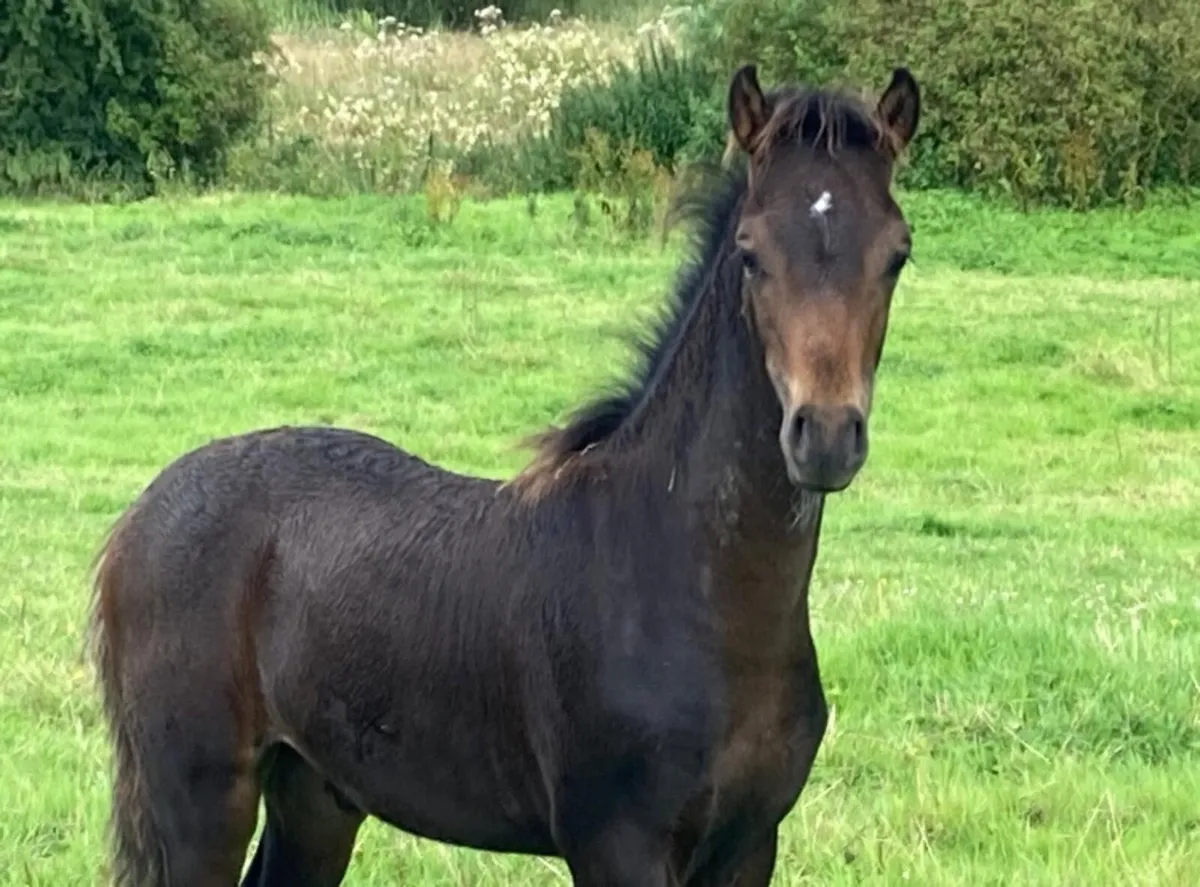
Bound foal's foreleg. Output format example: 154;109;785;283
702;829;778;887
730;830;778;886
564;820;676;887
679;825;778;887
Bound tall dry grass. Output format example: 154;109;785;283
229;5;691;194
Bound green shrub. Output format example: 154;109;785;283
0;0;271;197
685;0;1200;207
497;39;722;194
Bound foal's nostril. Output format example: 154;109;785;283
790;411;807;448
851;414;866;456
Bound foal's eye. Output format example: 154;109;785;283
886;248;911;278
741;250;762;277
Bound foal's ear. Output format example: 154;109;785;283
876;67;921;153
728;64;771;153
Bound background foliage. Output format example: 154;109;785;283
4;0;1199;207
472;39;722;195
684;0;1200;207
0;0;271;197
318;0;579;28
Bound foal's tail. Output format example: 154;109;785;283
87;509;165;887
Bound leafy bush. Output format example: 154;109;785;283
0;0;271;196
685;0;1200;207
505;39;723;193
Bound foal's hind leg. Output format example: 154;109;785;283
241;745;365;887
118;686;261;886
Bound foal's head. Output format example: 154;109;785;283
728;65;920;492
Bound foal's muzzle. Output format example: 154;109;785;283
780;404;868;492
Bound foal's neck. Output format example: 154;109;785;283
628;221;825;648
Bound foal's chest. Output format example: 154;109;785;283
706;665;827;832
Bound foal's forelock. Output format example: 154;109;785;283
750;91;895;168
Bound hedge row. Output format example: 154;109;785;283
682;0;1200;207
467;0;1200;207
3;0;1197;205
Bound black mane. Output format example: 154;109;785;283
523;86;886;469
522;162;746;463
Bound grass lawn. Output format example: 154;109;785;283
0;189;1197;885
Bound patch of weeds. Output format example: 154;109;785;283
1072;342;1157;387
570;191;592;234
572;127;672;239
1121;396;1200;431
423;161;468;226
989;335;1066;367
116;221;155;242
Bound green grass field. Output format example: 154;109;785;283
1;189;1197;885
